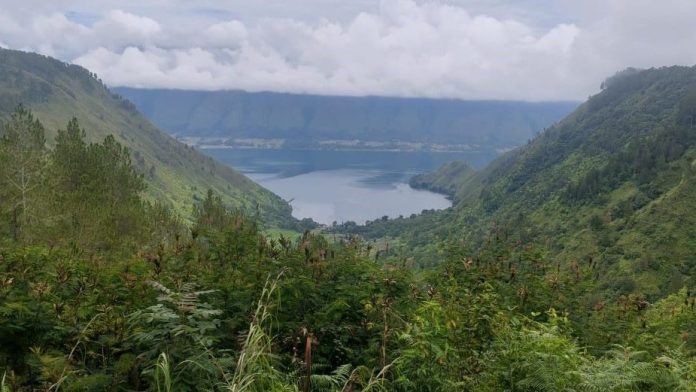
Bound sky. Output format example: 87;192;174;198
0;0;695;101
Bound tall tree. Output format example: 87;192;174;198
49;117;146;250
0;105;47;241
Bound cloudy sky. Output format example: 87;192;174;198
1;0;695;101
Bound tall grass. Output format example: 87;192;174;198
1;372;10;392
224;273;290;392
154;353;173;392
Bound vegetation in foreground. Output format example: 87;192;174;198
2;105;696;391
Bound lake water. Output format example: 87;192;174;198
203;148;496;225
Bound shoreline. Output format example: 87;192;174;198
197;145;500;154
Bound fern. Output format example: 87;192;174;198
342;361;397;392
309;364;352;391
131;281;224;389
574;345;691;391
147;280;218;313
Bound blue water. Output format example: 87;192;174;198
203;148;495;224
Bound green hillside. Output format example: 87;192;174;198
114;87;577;148
0;49;293;226
347;66;696;297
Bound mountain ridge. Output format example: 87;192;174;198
114;87;578;149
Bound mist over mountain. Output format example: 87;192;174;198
114;87;577;149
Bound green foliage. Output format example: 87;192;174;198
0;138;408;390
63;373;113;392
476;311;584;391
0;104;47;242
394;301;465;391
129;281;222;388
4;64;696;391
223;275;285;392
49;117;147;250
574;346;694;391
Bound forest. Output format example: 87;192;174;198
2;100;696;391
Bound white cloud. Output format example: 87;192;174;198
0;0;695;100
91;10;161;47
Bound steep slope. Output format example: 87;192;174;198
114;87;577;149
360;66;696;298
0;49;293;225
465;67;696;295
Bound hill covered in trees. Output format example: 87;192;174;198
347;66;696;297
0;49;293;226
114;87;577;149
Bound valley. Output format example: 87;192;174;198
116;87;563;226
3;2;696;388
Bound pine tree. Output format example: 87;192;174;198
0;105;47;241
48;117;146;250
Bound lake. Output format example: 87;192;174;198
203;148;496;225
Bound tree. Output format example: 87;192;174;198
0;105;47;241
48;117;146;250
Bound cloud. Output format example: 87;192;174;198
1;0;696;100
92;10;161;46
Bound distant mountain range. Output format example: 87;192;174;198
114;87;578;150
0;49;294;226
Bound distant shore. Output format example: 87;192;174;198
180;136;514;154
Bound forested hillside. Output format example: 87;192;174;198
0;49;293;226
114;87;576;148
350;66;696;298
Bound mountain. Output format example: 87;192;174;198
0;49;293;226
351;66;696;299
113;87;577;149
